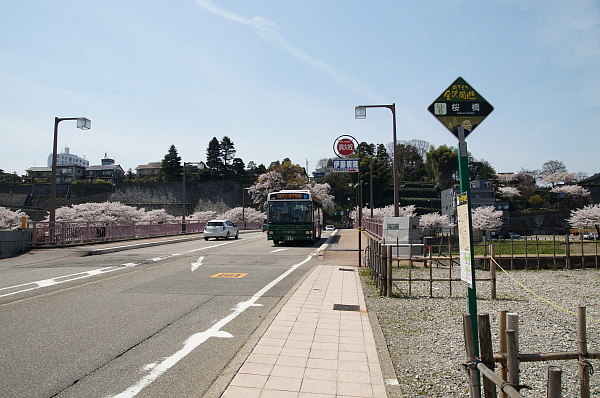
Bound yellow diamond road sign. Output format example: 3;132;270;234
428;77;493;139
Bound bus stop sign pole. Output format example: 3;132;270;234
428;77;494;398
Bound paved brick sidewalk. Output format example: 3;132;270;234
220;229;390;398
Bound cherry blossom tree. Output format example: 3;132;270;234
568;204;600;234
498;186;521;198
218;207;266;224
471;206;503;234
308;182;335;209
0;207;28;230
349;204;416;220
551;185;591;198
190;210;217;221
542;171;576;187
419;212;455;236
47;202;176;222
249;171;285;210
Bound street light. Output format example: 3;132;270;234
49;117;91;242
355;103;398;216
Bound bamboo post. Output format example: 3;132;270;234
507;313;519;353
463;314;482;398
499;310;508;398
484;235;488;258
449;238;453;296
386;246;392;298
408;247;412;296
536;235;540;270
381;241;387;296
506;329;519;389
476;363;523;398
478;314;497;398
510;237;514;270
547;366;562;398
581;235;585;269
553;234;557;270
429;249;433;298
578;306;590;398
490;245;496;299
524;237;528;269
565;234;571;270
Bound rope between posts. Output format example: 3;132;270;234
491;257;600;325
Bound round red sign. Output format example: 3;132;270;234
336;138;355;156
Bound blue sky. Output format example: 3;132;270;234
1;0;599;178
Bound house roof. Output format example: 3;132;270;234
579;173;600;185
87;164;124;172
135;162;162;170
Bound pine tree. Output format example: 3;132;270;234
161;145;182;181
220;136;236;178
206;137;223;178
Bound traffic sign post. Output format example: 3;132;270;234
428;77;494;397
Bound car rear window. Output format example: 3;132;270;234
207;222;223;226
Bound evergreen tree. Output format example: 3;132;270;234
161;145;182;181
220;136;236;178
206;137;223;178
425;145;458;189
396;143;426;181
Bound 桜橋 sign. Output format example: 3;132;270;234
427;77;493;140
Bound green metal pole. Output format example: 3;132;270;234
458;133;480;397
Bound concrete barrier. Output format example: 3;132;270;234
0;230;31;258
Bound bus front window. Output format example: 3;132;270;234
268;202;311;224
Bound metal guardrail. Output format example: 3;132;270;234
28;220;263;247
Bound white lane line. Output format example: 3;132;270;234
0;267;118;298
191;256;204;272
111;249;319;398
270;248;287;253
0;234;264;299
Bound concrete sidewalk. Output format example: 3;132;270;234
219;229;396;398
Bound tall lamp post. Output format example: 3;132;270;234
49;117;91;242
355;104;398;216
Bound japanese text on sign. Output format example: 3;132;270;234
333;159;359;172
443;83;478;101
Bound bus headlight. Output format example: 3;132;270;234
306;230;312;235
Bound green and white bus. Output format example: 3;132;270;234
266;190;323;245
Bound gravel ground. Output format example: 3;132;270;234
361;265;600;397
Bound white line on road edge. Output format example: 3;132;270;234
111;250;319;398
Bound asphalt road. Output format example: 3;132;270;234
0;231;326;397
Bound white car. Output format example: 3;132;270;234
325;225;335;231
204;220;239;240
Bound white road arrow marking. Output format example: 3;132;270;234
191;256;204;272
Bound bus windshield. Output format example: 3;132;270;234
268;201;312;224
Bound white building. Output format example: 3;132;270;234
47;146;89;168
